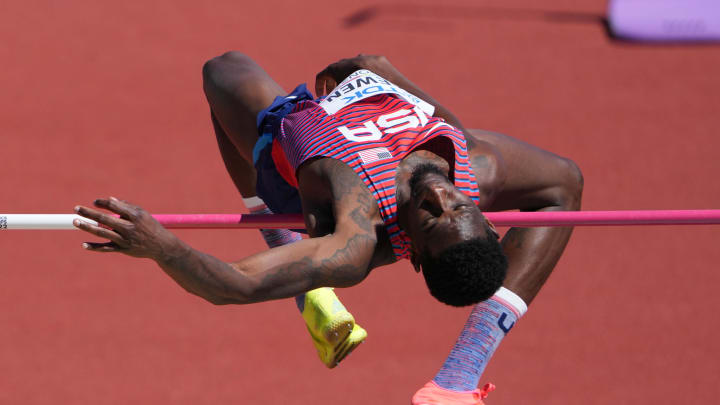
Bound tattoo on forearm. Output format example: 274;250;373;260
262;158;380;295
260;232;375;289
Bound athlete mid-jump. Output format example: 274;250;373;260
74;53;583;404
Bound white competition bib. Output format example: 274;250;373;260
318;70;435;116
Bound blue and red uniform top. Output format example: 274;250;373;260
262;70;481;260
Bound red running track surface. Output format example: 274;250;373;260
1;0;719;403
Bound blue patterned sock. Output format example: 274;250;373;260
244;197;305;312
433;287;527;391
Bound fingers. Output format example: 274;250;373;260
74;203;132;230
73;218;129;247
314;55;387;97
314;70;325;96
82;241;122;253
74;197;158;257
93;197;141;220
315;70;337;97
74;197;138;252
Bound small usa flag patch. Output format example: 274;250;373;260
358;147;393;164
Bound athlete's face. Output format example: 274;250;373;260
404;165;496;261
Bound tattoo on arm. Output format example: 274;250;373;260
259;232;376;290
328;159;379;234
260;158;381;295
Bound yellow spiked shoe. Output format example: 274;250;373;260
301;287;368;368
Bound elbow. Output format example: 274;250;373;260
336;268;370;288
530;156;584;211
185;288;237;305
335;258;373;287
204;294;253;306
555;157;584;210
192;287;253;306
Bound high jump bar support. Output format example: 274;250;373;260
1;210;720;230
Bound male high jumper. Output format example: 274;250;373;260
74;54;583;404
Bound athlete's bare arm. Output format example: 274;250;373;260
298;157;396;269
73;163;382;304
469;130;583;304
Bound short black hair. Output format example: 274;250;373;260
420;232;508;307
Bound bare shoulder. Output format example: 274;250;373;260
463;129;508;208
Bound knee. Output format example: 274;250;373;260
202;51;255;90
203;51;253;74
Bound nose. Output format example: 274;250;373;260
422;185;456;216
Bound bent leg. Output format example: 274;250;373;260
210;112;257;196
203;51;286;196
202;52;366;368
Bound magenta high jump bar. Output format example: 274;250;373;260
2;210;720;230
154;210;720;229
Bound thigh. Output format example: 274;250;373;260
202;51;286;163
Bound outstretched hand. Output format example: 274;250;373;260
315;54;398;97
73;197;182;260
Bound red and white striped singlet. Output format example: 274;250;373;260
276;70;481;260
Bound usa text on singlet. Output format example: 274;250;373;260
277;70;481;260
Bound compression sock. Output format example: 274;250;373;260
243;197;305;311
432;287;528;391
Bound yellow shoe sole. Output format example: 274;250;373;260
301;288;367;368
333;323;367;367
308;322;367;368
